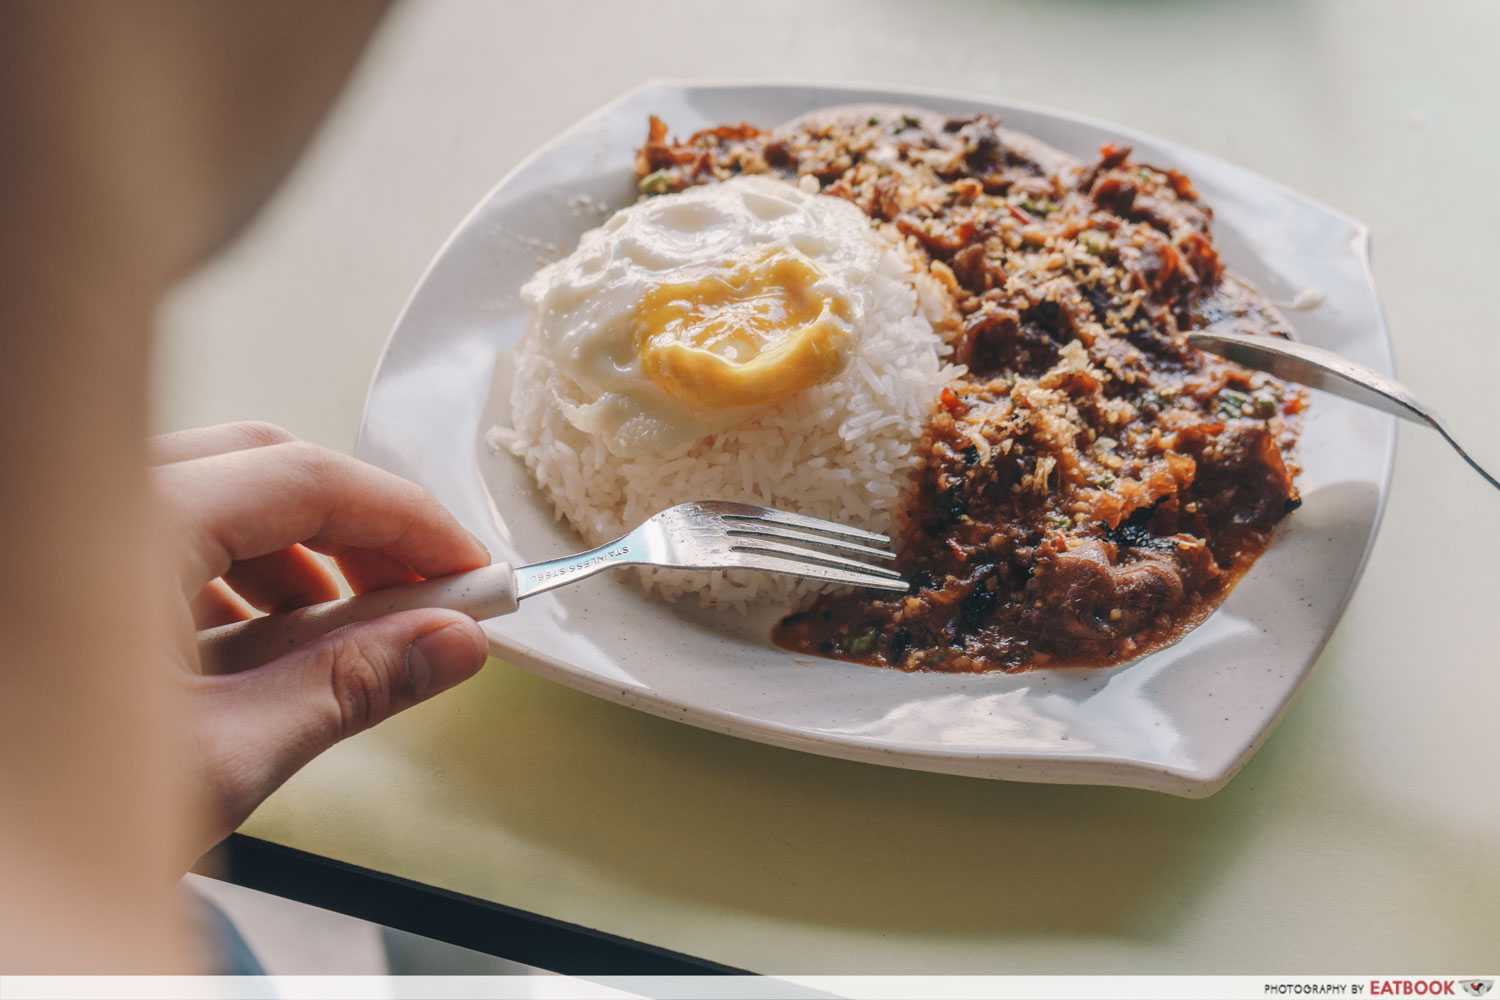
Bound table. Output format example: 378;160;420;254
158;0;1500;974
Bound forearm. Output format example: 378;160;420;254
0;0;391;970
0;281;189;971
0;6;187;972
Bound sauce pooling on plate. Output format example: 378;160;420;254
636;108;1304;672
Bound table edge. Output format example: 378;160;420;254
203;834;747;975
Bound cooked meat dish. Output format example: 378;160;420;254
634;106;1303;672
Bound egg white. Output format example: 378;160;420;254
519;175;888;457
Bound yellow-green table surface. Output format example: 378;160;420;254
155;0;1500;973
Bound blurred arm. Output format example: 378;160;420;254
0;0;387;971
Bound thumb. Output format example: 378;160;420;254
196;608;488;837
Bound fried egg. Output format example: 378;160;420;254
521;175;888;456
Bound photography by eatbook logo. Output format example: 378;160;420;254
1461;982;1493;998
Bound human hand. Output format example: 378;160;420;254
152;423;491;856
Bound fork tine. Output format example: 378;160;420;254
729;538;904;580
724;525;895;561
717;506;891;545
727;551;910;592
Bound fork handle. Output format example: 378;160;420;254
197;563;516;674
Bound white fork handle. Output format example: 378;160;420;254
197;563;517;674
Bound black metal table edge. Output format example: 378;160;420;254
208;833;747;976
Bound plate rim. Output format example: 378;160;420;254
356;78;1397;797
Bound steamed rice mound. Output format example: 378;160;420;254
489;241;961;607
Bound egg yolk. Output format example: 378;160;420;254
634;252;854;411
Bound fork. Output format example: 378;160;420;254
197;500;905;673
1189;329;1500;492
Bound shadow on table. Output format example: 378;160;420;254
375;592;1498;972
414;650;1305;946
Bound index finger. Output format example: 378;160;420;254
149;421;298;465
157;441;490;590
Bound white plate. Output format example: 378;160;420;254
356;80;1393;797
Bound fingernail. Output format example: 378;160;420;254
466;530;492;562
406;622;486;698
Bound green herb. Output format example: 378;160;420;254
900;113;921;130
867;115;881;127
1217;389;1252;419
1019;196;1059;216
1250;391;1279;419
1141;388;1177;410
638;170;672;195
1079;230;1110;254
1092;473;1116;488
849;628;879;655
1050;515;1074;530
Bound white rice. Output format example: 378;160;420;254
488;240;962;608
